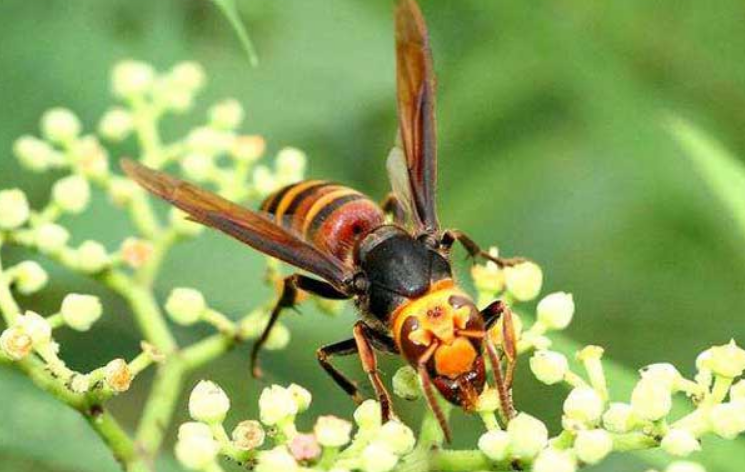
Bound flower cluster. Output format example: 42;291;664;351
175;381;416;472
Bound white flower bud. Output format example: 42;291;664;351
231;135;265;162
41;108;81;144
13;136;57;172
289;433;321;461
0;326;33;360
504;261;543;302
75;240;109;273
71;135;110;177
70;374;91;393
631;377;672;421
377;421;416;455
0;189;30;229
703;340;745;378
478;429;510;462
112;60;155;99
17;310;52;346
60;293;102;331
209;99;244;130
709;402;745;439
275;147;306;184
574;429;613;464
232;420;265;450
264;322;290;350
533;448;576;472
507;412;548;460
175;433;220;471
393;366;421;400
287;383;312;412
120;237;153;269
731;380;745;403
165;288;207;325
13;261;48;294
34;223;69;254
178;421;214;442
98;107;133;141
641;363;682;391
259;385;298;425
180;153;215;182
475;386;500;413
188;380;230;424
602;402;636;433
186;127;231;156
170;62;206;92
354;399;382;430
108;177;139;207
314;415;353;447
563;387;604;425
52;175;91;214
104;358;132;392
661;429;701;457
252;165;279;196
530;350;569;385
666;461;707;472
361;442;398;472
536;292;574;330
256;446;298;472
471;261;505;296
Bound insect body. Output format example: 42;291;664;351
123;0;522;440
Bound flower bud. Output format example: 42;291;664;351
112;60;155;99
377;421;416;455
13;261;48;294
361;442;398;472
574;429;613;464
730;380;745;403
52;175;91;214
563;387;604;425
13;136;57;172
178;421;214;442
231;135;265;162
259;385;298;425
478;429;510;461
666;461;707;472
475;386;500;413
536;292;574;330
471;248;505;295
170;62;206;93
186;127;230;157
256;446;298;472
72;135;109;178
209;99;244;130
287;383;312;412
631;377;672;421
17;311;52;346
175;433;220;471
289;433;321;461
641;363;682;391
0;189;30;229
661;429;701;457
169;208;204;236
189;380;230;424
709;402;745;439
602;402;635;433
264;322;290;350
252;165;279;196
314;415;353;447
104;358;132;392
75;240;109;273
275;147;306;184
120;237;153;269
98;108;133;141
393;366;421;400
70;374;91;393
530;350;569;385
35;223;70;254
165;288;207;325
533;448;576;472
507;412;548;460
504;261;542;302
703;340;745;378
41;108;81;144
232;420;265;451
60;293;102;331
0;326;33;360
180;153;215;182
354;399;382;430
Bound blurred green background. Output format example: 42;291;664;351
1;0;745;471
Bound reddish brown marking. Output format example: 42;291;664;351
313;199;384;262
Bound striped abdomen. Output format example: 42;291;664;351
260;180;385;263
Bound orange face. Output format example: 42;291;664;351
392;280;487;409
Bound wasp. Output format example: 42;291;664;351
123;0;523;440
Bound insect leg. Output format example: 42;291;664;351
316;338;364;402
381;193;407;225
251;274;350;378
481;299;506;330
352;322;397;422
440;229;526;267
484;304;518;422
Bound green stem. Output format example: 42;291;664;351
136;229;177;288
0;247;21;324
134;360;185;460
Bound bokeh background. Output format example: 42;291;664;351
1;0;745;471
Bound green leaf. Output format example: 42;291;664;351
210;0;259;67
666;115;745;242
